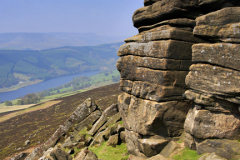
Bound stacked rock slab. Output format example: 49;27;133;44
117;0;207;158
184;6;240;160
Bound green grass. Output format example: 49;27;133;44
13;73;31;80
78;127;92;139
0;70;119;114
89;142;129;160
173;147;202;160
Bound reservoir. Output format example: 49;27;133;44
0;71;99;102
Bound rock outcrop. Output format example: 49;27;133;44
18;99;124;160
117;0;240;159
116;0;204;158
184;6;240;160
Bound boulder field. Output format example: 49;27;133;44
10;98;125;160
117;0;240;159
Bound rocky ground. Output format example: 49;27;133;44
0;83;121;160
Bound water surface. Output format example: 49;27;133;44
0;71;99;101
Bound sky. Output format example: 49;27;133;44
0;0;143;37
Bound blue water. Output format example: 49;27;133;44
0;71;99;101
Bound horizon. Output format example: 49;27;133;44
0;0;143;37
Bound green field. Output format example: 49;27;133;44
0;70;120;113
0;42;123;89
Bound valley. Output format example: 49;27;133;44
0;42;123;90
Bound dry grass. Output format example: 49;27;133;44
0;104;35;113
0;100;62;123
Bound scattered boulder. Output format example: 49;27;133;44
75;147;98;160
75;110;102;132
95;112;122;135
61;137;74;148
25;98;98;160
160;141;180;158
107;134;119;147
129;154;147;160
64;98;98;129
24;140;30;146
138;138;169;157
198;152;227;160
9;153;28;160
90;121;124;147
88;104;118;136
195;139;240;160
148;154;173;160
120;131;126;143
40;148;72;160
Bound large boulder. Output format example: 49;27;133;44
184;107;240;140
107;134;119;147
90;121;124;147
138;138;169;157
75;110;102;132
196;139;240;160
64;98;97;129
118;93;191;137
125;130;147;158
68;110;102;143
95;112;122;136
125;129;169;158
88;104;118;136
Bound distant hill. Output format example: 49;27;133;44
0;32;126;50
0;42;123;88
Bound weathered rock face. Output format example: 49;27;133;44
184;5;240;160
116;1;201;158
132;0;200;29
118;0;240;159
